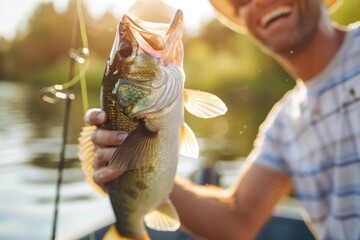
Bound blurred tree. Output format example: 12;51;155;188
4;3;73;80
0;37;11;79
1;0;118;82
87;12;118;58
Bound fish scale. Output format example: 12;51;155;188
101;56;137;132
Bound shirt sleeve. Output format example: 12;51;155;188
247;100;289;174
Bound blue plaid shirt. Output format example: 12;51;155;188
249;22;360;240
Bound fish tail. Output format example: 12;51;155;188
103;225;151;240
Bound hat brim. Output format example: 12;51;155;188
209;0;342;34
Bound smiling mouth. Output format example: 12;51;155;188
261;6;292;28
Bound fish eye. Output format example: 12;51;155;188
119;41;132;58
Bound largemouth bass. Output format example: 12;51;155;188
78;7;227;240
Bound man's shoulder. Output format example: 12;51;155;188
261;87;299;127
271;87;299;113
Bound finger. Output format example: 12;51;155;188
93;168;125;185
84;108;106;125
93;147;117;169
92;129;128;146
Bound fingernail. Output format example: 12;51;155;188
97;112;105;121
99;171;105;180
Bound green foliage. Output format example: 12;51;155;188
22;57;69;86
1;1;117;81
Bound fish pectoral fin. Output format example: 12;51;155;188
144;200;180;231
77;125;107;197
108;121;160;170
179;123;199;159
184;89;228;119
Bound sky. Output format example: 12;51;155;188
0;0;216;40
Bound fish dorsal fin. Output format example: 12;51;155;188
144;200;180;231
184;89;228;119
108;121;160;170
77;126;107;196
123;15;165;51
180;123;199;158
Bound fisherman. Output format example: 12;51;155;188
84;0;360;239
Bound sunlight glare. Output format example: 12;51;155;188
0;0;215;40
163;0;214;34
0;0;67;40
84;0;214;34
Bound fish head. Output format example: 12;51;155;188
110;15;163;118
112;12;185;119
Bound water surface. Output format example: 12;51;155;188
0;81;117;239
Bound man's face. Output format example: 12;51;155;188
233;0;323;55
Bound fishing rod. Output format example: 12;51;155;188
39;0;89;239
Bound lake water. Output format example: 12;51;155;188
0;81;110;239
0;81;243;240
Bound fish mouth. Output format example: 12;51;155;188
260;6;292;29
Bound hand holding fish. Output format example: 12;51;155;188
84;108;127;191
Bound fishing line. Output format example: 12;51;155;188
50;9;79;240
76;0;90;112
38;0;90;239
40;0;90;111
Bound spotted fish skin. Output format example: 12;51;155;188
108;95;183;239
101;10;185;240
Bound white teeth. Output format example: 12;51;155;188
261;6;292;27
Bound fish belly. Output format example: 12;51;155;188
108;158;177;239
